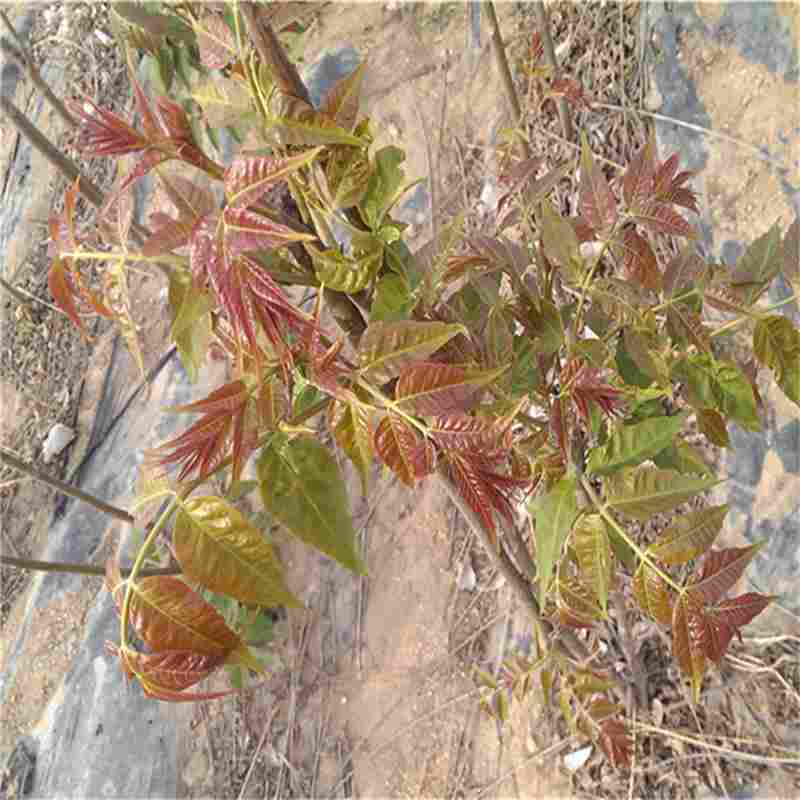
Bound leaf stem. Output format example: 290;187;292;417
578;474;683;594
709;292;798;339
1;554;181;578
0;447;134;524
120;497;179;648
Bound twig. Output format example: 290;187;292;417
634;722;800;767
473;736;573;799
531;1;573;142
612;590;648;708
0;554;181;578
0;95;103;206
240;4;312;106
595;102;792;170
0;276;68;316
237;706;278;800
0;11;76;128
0;447;134;523
485;1;529;160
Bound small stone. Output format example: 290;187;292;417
644;82;663;112
94;29;113;46
457;559;477;592
564;745;593;771
42;423;76;464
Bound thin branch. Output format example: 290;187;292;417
0;94;103;206
485;1;529;159
595;102;791;170
531;1;573;141
0;16;77;128
0;448;134;524
0;554;181;579
240;3;312;105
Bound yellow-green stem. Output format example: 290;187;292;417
120;497;179;648
710;292;798;339
579;475;683;594
356;377;429;437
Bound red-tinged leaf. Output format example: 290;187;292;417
703;282;751;315
157;173;216;224
667;306;711;353
661;185;700;214
446;452;502;547
689;542;766;605
396;362;503;415
615;228;661;291
374;414;434;487
635;202;696;238
558;575;605;628
127;47;163;139
579;133;617;234
68;96;147;156
550;395;568;464
223;206;315;256
122;575;241;656
429;413;513;455
599;719;633;768
358;320;467;384
663;244;707;297
653;153;680;197
48;258;91;339
530;31;544;65
155;95;193;143
672;590;707;702
175;496;300;608
320;61;367;131
650;505;728;566
704;593;774;661
196;14;238;69
564;360;625;422
225;148;324;209
149;379;256;482
142;213;194;256
696;408;729;447
633;563;673;625
547;78;592;110
570;216;597;244
120;647;225;692
623;133;656;212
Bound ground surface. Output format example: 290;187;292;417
1;2;799;799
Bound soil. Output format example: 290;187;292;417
1;3;799;799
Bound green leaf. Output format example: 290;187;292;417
510;337;543;396
649;504;728;566
175;497;300;608
257;435;365;574
328;395;374;496
526;299;564;356
606;467;719;521
358;320;466;384
371;273;415;322
673;354;761;431
622;327;669;386
753;315;800;407
307;242;381;293
530;478;579;608
540;199;579;270
653;440;711;475
587;412;687;476
572;514;613;612
193;75;255;128
168;271;212;383
616;329;653;389
730;222;782;294
360;146;406;230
